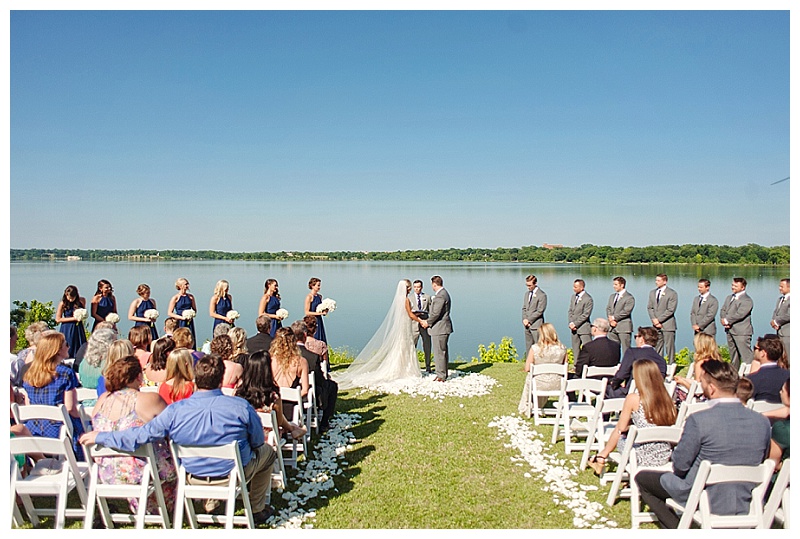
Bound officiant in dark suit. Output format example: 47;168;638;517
410;280;432;373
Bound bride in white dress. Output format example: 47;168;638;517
334;279;425;390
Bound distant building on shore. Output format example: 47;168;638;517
66;255;81;261
542;243;563;250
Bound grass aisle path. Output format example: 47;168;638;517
314;362;632;529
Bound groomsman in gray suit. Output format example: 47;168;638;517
425;275;453;382
568;279;593;361
606;276;635;354
770;278;790;358
521;275;547;352
647;273;678;364
410;280;432;373
720;277;754;370
690;278;718;337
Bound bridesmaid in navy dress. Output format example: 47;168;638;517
209;279;235;329
304;277;328;343
258;278;282;338
56;285;87;358
168;278;197;349
90;279;117;332
128;283;159;342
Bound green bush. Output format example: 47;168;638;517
471;336;519;363
10;299;56;351
328;346;357;365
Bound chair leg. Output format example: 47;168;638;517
19;493;39;527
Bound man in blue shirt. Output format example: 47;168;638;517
80;354;276;525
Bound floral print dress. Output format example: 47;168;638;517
91;388;177;513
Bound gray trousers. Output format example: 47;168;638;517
607;329;631;355
571;332;591;363
726;332;753;370
412;323;432;371
432;334;450;379
523;325;539;353
655;330;676;364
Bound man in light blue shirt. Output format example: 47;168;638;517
81;354;276;524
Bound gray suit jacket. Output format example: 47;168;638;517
568;292;593;336
720;292;753;336
409;292;430;319
427;288;453;336
660;401;771;514
772;295;790;338
647;286;678;331
606;291;635;333
522;288;547;329
689;293;718;336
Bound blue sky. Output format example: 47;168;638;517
8;9;791;251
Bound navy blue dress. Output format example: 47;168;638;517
59;305;87;359
265;295;282;337
309;294;328;343
93;295;115;331
214;295;233;328
135;298;159;341
173;294;196;349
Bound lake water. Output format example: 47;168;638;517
8;261;788;359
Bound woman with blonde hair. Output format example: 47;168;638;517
97;339;135;397
228;326;249;364
158;348;195;405
674;332;721;396
270;327;309;420
209;279;235;329
518;322;567;417
11;321;50;387
22;332;85;457
128;284;159;341
589;359;677;474
167;278;197;349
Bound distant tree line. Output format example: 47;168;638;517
10;244;789;265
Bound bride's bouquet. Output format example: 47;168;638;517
144;309;159;322
182;309;196;321
105;313;120;324
316;298;336;314
226;310;240;321
73;308;88;323
276;308;289;321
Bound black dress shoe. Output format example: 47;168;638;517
252;506;274;526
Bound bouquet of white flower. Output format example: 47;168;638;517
105;313;120;324
226;310;240;320
144;309;159;321
276;308;289;320
73;308;88;323
182;309;196;321
316;298;336;314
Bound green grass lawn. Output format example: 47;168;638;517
14;361;641;529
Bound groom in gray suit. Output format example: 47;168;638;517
521;275;547;352
770;278;790;358
410;280;432;373
424;275;453;382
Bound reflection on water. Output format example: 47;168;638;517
10;261;787;359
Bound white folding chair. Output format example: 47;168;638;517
76;387;98;403
584;397;626;475
666;363;677;379
82;442;171;529
738;362;752;376
10;459;25;527
577;365;615;403
9;431;89;529
140;385;160;393
528;363;567;425
221;387;236;396
78;404;94;433
280;387;307;467
763;458;790;529
663;379;678;399
674;400;712;429
170;440;255;529
304;374;320;436
746;400;785;414
551;377;607;454
666;459;775;529
11;402;74;439
257;410;287;489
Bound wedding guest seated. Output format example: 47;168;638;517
97;339;135;398
71;321;114;373
144;336;174;387
201;322;231;354
673;332;720;404
79;328;116;394
128;325;153;369
158;348;195;405
22;332;85;459
228;327;249;364
209;335;243;389
736;376;754;404
517;323;567;417
589;359;677;475
270;328;309;422
173;327;203;365
80;354;277;526
246;315;273;354
90;355;176;514
11;321;50;387
161;318;179;340
292;320;338;432
236;350;306;441
606;327;666;399
747;336;789;403
767;379;790;472
303;315;329;365
573;318;620;379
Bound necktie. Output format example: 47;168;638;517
698;295;703;308
613;293;619;307
779;295;785;307
731;293;737;302
656;289;661;304
575;293;580;304
417;295;422;310
528;291;533;305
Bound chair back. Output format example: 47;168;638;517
738;363;752;376
581;365;618;379
75;387;98;403
747;400;784;414
11;403;74;439
763;458;790;528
